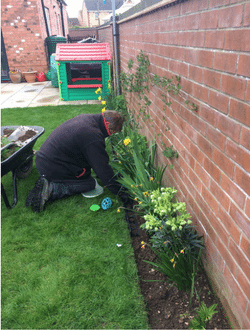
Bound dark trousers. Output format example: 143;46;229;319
36;156;96;200
49;177;96;200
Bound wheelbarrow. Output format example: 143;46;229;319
1;125;45;209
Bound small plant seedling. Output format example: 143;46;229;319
189;301;218;330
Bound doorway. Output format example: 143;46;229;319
1;30;10;82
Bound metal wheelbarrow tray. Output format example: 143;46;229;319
1;125;44;208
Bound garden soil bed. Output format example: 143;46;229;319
130;214;231;329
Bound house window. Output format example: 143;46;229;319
45;7;51;36
55;13;59;34
95;11;99;20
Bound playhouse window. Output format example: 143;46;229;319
69;63;102;80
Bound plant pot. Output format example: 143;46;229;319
23;71;37;83
9;72;22;84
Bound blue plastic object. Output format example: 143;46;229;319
101;197;113;210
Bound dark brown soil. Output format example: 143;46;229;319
130;214;232;329
2;128;15;136
1;128;37;161
3;128;36;141
17;129;37;142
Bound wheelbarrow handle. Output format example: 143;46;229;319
1;170;18;209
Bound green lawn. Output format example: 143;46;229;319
1;105;149;329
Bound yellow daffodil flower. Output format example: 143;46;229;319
124;138;131;146
102;107;106;112
170;258;175;263
117;208;120;213
98;96;102;101
101;100;106;105
180;249;185;254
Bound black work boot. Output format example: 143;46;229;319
26;177;53;212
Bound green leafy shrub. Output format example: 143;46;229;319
141;187;192;231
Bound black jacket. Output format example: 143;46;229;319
36;113;121;195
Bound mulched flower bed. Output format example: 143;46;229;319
130;214;232;329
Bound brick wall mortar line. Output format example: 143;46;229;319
245;300;249;314
123;31;250;55
239;232;243;250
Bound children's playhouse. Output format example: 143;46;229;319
55;43;111;101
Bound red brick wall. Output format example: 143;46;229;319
98;24;115;76
99;0;250;328
1;0;68;74
98;24;114;53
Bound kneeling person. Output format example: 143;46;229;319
26;110;128;212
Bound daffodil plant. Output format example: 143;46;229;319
95;88;106;112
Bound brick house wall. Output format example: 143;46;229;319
78;2;89;26
1;0;68;74
98;0;250;328
98;24;114;55
78;3;112;28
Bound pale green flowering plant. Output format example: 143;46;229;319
141;187;192;232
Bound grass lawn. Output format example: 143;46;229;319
1;105;149;329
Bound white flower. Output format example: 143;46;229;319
116;244;122;247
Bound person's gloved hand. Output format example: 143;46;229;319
118;192;131;206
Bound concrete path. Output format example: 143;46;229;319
1;81;100;109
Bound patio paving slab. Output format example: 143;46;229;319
1;81;100;108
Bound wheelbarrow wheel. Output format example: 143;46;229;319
16;158;33;179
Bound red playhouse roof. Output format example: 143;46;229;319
55;43;111;62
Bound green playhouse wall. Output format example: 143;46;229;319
56;61;111;101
